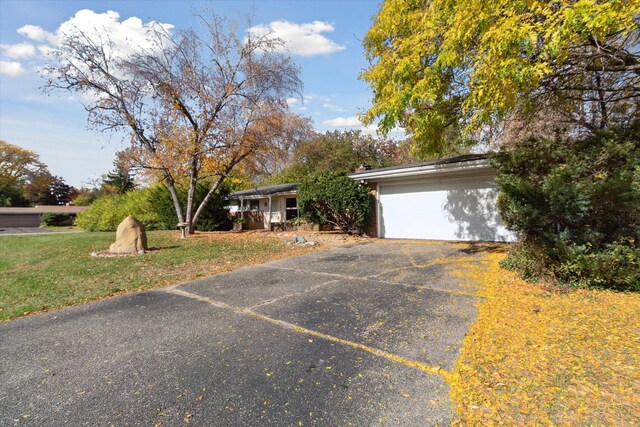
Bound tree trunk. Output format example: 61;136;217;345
165;176;185;225
185;166;198;235
190;154;251;232
191;174;226;230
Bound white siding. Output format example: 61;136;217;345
378;174;515;242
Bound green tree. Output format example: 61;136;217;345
101;154;136;195
267;130;410;184
71;188;99;206
298;171;373;235
491;124;640;290
361;0;639;157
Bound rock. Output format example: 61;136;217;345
109;215;148;255
293;235;307;244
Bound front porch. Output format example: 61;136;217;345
227;183;301;231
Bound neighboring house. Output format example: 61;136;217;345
0;205;88;228
350;154;516;242
227;183;300;230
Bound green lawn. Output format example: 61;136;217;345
0;231;312;321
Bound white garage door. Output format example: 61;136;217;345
378;175;515;242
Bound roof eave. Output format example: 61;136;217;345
231;190;298;199
349;159;493;181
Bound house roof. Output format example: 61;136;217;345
230;183;300;198
0;205;88;214
351;154;488;176
349;153;492;181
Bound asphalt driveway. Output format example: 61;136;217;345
0;241;487;426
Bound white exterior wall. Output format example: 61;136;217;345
377;173;515;242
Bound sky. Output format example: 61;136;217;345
0;0;384;187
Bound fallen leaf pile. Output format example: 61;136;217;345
450;252;640;425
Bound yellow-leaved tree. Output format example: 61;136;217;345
361;0;640;157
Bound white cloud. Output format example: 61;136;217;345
17;10;174;65
322;103;344;112
17;24;53;42
248;20;345;57
321;115;406;140
37;45;56;58
0;61;25;76
285;97;299;107
322;116;361;127
0;42;36;58
54;10;174;61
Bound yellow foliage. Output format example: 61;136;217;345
451;252;640;425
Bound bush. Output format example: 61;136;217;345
41;212;72;226
298;171;373;235
74;188;162;231
148;183;232;232
76;184;233;232
557;244;640;291
71;190;97;206
491;125;640;290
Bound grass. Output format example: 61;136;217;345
39;225;83;232
0;230;315;321
450;250;640;426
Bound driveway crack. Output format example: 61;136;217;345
248;279;340;310
163;287;451;381
255;265;480;298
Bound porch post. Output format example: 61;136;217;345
268;195;272;230
240;198;244;219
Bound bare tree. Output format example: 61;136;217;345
43;14;302;235
242;113;315;180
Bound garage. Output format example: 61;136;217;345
0;206;87;228
350;154;516;242
0;213;41;228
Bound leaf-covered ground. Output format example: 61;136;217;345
451;251;640;425
0;231;319;321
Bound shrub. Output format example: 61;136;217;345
71;190;97;206
148;183;232;232
298;171;373;235
491;125;640;290
41;212;72;226
557;244;640;291
74;188;162;231
76;183;233;233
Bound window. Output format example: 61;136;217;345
249;200;260;211
243;200;259;211
285;197;299;220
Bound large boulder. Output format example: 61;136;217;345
109;215;148;255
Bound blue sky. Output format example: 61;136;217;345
0;0;382;187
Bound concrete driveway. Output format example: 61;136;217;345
0;241;487;426
0;227;50;235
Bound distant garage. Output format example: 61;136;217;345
350;154;516;242
0;206;87;228
0;212;41;228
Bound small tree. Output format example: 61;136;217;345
101;154;136;195
298;171;373;235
